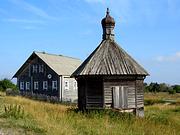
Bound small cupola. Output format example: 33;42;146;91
101;8;115;40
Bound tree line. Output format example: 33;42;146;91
144;82;180;94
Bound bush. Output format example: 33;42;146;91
0;78;18;92
173;85;180;93
6;88;20;96
168;89;176;94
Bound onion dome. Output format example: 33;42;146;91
101;8;115;27
101;8;115;40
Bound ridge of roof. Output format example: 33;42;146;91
34;51;81;61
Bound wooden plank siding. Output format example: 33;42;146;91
18;57;60;97
86;79;103;109
77;78;104;109
77;79;86;110
136;80;144;108
103;79;136;109
77;77;144;110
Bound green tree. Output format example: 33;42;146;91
173;85;180;93
159;83;169;92
168;87;176;94
148;82;160;93
0;79;17;92
144;83;149;92
152;83;160;93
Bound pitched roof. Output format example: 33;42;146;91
14;51;81;77
71;40;149;77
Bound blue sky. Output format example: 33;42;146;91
0;0;180;84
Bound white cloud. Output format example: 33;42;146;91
9;0;58;20
156;51;180;62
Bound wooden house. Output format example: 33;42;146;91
71;9;149;116
13;51;81;102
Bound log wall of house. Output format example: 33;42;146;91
103;79;136;109
77;79;86;110
135;79;144;108
86;79;103;109
77;78;103;109
77;77;145;110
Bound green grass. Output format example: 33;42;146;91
0;92;179;135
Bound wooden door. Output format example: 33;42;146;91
112;86;128;109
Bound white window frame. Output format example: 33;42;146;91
52;81;57;90
73;81;77;90
20;82;24;90
39;64;44;73
34;81;39;90
26;82;30;90
64;80;69;90
33;65;38;73
43;81;48;90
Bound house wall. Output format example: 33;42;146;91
135;79;144;108
17;57;59;97
61;76;78;102
77;76;145;110
103;79;136;109
86;79;103;109
103;78;145;110
77;79;86;110
77;77;103;109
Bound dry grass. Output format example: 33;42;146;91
145;92;180;101
0;93;179;135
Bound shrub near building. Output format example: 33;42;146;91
0;79;19;95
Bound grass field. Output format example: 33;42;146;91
0;92;179;135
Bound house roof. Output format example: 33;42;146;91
13;51;81;77
71;40;149;77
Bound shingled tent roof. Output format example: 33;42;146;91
13;51;81;77
71;8;148;77
71;40;148;77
